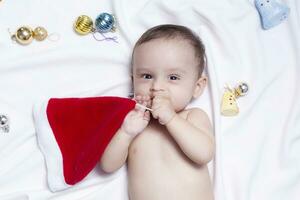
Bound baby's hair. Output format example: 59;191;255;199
132;24;207;76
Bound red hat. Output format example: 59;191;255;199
33;96;135;192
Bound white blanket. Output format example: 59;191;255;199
0;0;299;199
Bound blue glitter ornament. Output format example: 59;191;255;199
95;13;116;33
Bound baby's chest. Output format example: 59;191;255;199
128;126;185;163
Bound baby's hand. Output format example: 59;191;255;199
151;91;176;125
121;95;151;137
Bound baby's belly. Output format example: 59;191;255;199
127;128;213;200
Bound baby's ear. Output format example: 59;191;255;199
193;76;207;98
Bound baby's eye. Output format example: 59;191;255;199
169;75;180;80
142;74;152;79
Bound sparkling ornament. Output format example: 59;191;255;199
9;26;58;45
95;12;116;33
74;15;94;35
0;114;9;133
13;26;34;45
73;12;118;43
33;26;48;41
235;82;249;97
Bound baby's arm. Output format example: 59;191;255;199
100;96;150;173
151;92;214;165
166;108;215;165
100;127;134;173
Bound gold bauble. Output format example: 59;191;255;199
33;26;48;41
74;15;94;35
15;26;33;45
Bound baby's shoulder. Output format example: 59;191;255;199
183;108;212;129
184;107;208;118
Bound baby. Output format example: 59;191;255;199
100;24;215;200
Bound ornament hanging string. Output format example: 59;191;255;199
47;33;60;42
7;28;17;44
92;30;118;43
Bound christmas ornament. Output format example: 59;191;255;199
33;26;48;41
33;96;151;191
9;26;59;45
74;15;94;35
0;114;9;133
95;12;116;33
234;82;249;97
74;13;118;43
13;26;34;45
221;82;249;116
255;0;290;30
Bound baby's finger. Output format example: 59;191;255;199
145;95;151;101
151;111;157;119
139;96;149;106
137;101;149;114
151;106;161;119
143;110;151;121
146;99;152;107
142;95;151;102
139;95;151;107
152;96;162;105
135;103;144;112
134;95;142;102
151;105;161;114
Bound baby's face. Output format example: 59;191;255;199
132;38;205;112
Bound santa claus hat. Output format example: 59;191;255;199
33;97;135;192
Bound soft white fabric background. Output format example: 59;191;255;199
0;0;299;199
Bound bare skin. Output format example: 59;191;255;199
128;108;214;200
100;38;215;200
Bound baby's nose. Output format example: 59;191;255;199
150;80;165;92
